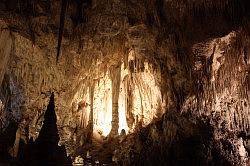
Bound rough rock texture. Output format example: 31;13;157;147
114;27;250;166
0;0;250;165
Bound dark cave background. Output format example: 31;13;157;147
0;0;250;165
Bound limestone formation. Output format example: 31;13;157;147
0;0;250;165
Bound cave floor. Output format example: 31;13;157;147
74;136;120;166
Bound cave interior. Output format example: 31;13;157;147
0;0;250;165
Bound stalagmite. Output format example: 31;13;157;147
1;0;250;165
9;128;21;158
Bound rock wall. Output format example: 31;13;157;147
0;4;168;155
182;30;250;135
0;0;250;165
114;30;250;166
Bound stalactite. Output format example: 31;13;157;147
0;29;12;86
134;76;144;123
124;50;129;69
56;0;68;62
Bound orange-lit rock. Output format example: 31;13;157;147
1;0;250;165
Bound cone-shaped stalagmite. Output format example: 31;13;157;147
36;93;59;146
22;93;71;166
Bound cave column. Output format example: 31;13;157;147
110;64;121;136
87;82;95;141
125;75;134;129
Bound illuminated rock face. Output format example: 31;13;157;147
0;17;166;154
1;0;250;165
72;61;164;137
113;31;250;166
183;31;250;132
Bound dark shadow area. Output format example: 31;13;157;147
115;112;238;166
0;122;18;162
18;93;72;166
0;74;18;165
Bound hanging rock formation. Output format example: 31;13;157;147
0;0;250;165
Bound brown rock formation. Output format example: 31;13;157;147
0;0;250;165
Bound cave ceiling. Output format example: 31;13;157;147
1;0;250;48
0;0;250;165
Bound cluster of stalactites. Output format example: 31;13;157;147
183;31;250;133
71;53;165;138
